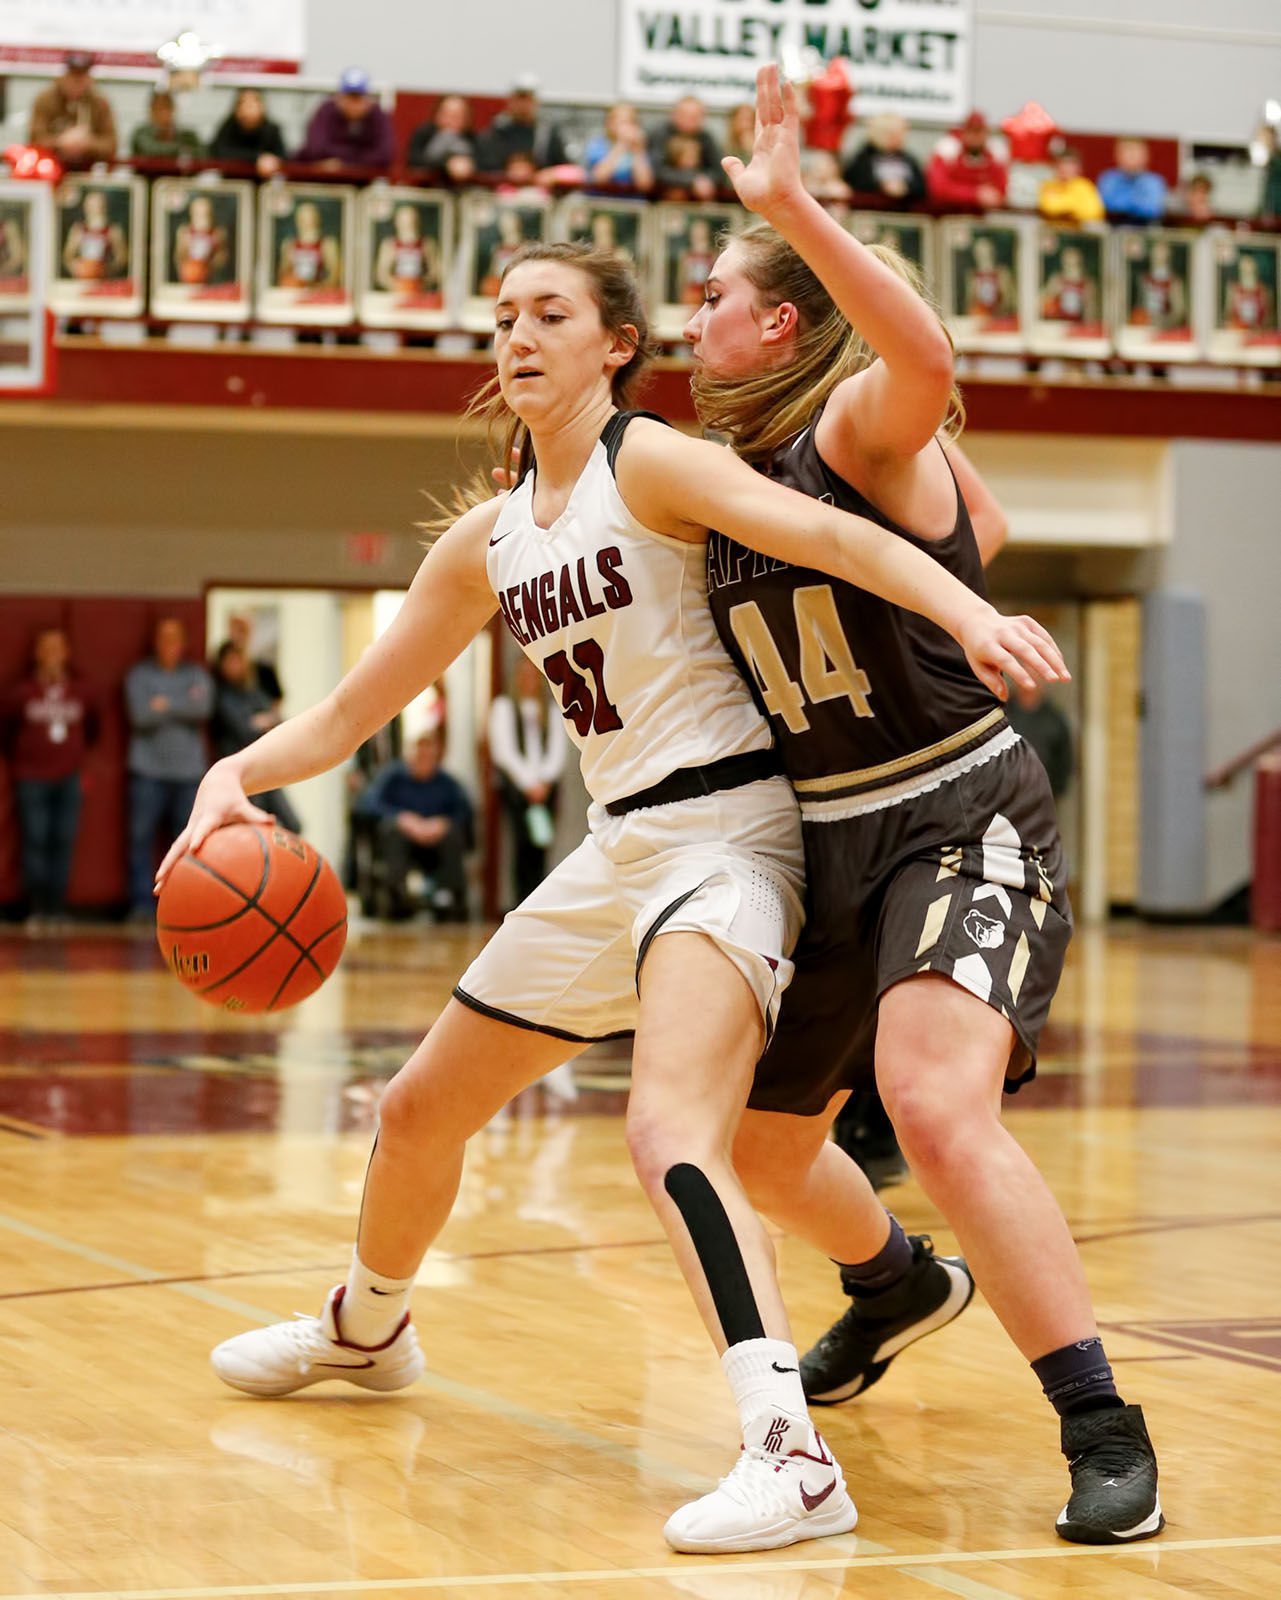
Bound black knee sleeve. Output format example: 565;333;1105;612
664;1161;765;1346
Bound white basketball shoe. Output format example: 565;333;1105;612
211;1285;426;1398
663;1410;858;1553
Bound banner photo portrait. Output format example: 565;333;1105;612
150;179;253;323
0;0;304;72
847;212;935;295
357;188;454;331
651;202;744;341
256;184;355;327
940;216;1025;354
50;175;146;319
1030;225;1110;360
1112;228;1199;364
1204;232;1281;366
459;193;550;334
619;0;972;121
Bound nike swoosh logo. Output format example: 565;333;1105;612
800;1476;837;1512
771;1362;798;1373
489;531;513;546
315;1356;376;1371
369;1286;395;1295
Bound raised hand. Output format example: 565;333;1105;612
721;63;804;217
959;608;1070;701
154;762;273;892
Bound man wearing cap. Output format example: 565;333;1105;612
28;53;118;165
476;77;569;177
926;110;1008;209
296;69;394;169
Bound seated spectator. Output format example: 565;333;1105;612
1098;138;1167;222
723;102;756;169
130;89;203;160
296;68;394;171
926;110;1008;209
358;729;472;921
405;94;476;182
488;658;567;907
210;641;302;834
1037;145;1104;224
1259;123;1281;223
650;95;722;201
496;150;546;196
209;87;286;175
28;51;117;166
1177;171;1215;223
583;102;654;194
124;617;213;922
801;148;852;204
1;626;98;930
843;113;926;203
476;76;569;179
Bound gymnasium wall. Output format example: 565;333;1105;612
304;0;1281;141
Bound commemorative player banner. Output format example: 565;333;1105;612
0;0;304;72
50;175;147;320
357;188;454;332
1111;228;1200;365
256;183;355;328
939;216;1026;355
150;178;253;323
1029;224;1110;360
619;0;972;121
1204;231;1281;367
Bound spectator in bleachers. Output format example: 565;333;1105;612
843;113;926;203
297;68;395;171
926;110;1008;209
1037;145;1104;223
28;51;117;166
2;627;97;930
800;148;852;204
476;76;569;178
405;95;477;182
131;90;204;160
650;95;722;201
209;88;286;175
210;641;301;834
1259;124;1281;223
583;102;654;195
1098;138;1167;222
360;729;473;921
1177;171;1215;224
723;102;756;169
124;617;213;922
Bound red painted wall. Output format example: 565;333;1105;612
0;597;206;910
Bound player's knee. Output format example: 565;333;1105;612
881;1073;991;1179
624;1105;710;1194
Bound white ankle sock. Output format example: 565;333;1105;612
339;1250;417;1348
721;1337;812;1438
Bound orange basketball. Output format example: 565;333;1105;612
156;822;348;1013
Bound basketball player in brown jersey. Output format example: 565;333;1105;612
174;194;229;286
63;189;127;281
277;201;339;289
686;65;1163;1547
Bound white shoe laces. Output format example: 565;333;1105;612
276;1313;339;1373
713;1447;805;1520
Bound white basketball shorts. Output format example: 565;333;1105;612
455;776;805;1042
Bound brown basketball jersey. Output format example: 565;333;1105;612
706;419;1002;790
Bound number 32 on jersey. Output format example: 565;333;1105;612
729;584;874;734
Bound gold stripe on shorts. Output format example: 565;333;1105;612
792;708;1007;797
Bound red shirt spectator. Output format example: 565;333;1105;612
3;632;97;782
927;111;1008;208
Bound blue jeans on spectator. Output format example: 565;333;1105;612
15;775;82;917
128;773;201;914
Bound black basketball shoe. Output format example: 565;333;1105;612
1056;1404;1163;1544
800;1235;975;1405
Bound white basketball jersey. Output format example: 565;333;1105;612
486;414;772;808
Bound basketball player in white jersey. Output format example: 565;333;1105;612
174;194;229;287
277;201;339;289
63;189;126;281
159;241;1064;1554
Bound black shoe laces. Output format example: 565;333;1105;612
1070;1440;1149;1479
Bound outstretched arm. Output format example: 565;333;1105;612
617;424;1065;700
724;65;953;460
156;500;499;884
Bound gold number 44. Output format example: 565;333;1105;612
729;585;873;734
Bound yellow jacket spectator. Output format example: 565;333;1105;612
1038;148;1104;224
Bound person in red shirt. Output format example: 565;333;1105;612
2;626;98;927
926;110;1008;209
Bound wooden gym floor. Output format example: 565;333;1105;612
0;917;1277;1599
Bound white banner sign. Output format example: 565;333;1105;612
0;0;305;72
620;0;972;122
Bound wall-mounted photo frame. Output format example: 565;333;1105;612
459;191;550;334
1112;228;1199;363
1204;231;1281;366
0;186;35;313
256;182;355;327
847;212;935;298
939;217;1025;354
50;175;146;319
357;187;454;331
1029;225;1110;359
552;195;652;279
0;177;52;395
651;203;744;342
150;178;253;323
